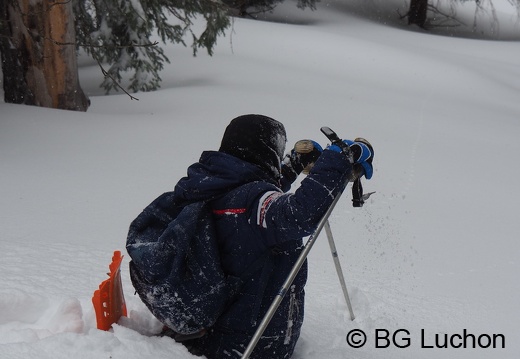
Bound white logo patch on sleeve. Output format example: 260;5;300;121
257;191;283;228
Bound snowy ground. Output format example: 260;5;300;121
1;1;520;358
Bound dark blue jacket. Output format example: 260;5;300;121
174;149;352;358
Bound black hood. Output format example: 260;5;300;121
219;114;287;181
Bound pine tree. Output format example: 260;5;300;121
223;0;317;16
73;0;231;94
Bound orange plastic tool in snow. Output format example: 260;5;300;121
92;250;127;330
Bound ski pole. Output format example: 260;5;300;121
324;219;355;321
241;177;347;359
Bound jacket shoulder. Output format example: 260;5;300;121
213;181;280;211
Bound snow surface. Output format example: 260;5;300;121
1;1;520;358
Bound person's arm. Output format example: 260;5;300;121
254;149;352;246
254;138;374;247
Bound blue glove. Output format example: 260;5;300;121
327;138;374;179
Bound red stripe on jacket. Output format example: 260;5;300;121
212;208;247;215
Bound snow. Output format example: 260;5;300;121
1;0;519;358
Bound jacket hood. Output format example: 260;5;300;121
219;114;286;181
173;151;279;203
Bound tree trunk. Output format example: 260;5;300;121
0;0;89;111
408;0;429;28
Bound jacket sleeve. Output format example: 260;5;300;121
251;149;353;247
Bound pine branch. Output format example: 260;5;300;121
94;54;140;101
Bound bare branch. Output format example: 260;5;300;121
43;36;160;50
94;55;140;101
427;3;466;28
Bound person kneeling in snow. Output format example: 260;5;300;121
129;114;373;358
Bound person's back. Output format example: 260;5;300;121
176;150;309;357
